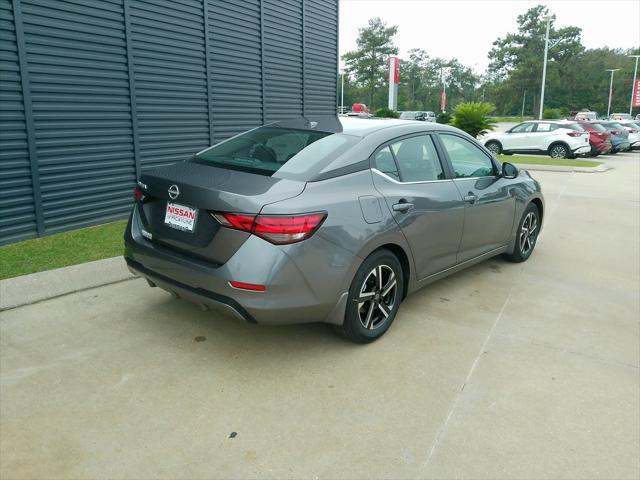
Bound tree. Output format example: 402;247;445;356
487;5;583;114
342;17;398;110
450;103;497;138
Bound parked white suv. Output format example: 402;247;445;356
483;120;591;158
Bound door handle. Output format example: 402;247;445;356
392;201;414;213
463;193;478;204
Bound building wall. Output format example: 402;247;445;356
0;0;338;244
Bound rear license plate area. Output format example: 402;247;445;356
164;202;198;232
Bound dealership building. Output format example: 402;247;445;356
0;0;338;244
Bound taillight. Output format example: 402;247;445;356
133;186;144;202
566;131;582;137
629;129;638;133
229;281;266;292
211;212;327;245
611;130;621;135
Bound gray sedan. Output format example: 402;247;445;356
125;117;544;343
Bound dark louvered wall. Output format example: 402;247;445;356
0;0;37;242
0;0;338;244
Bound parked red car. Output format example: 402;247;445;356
577;121;612;156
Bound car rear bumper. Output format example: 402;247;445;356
124;206;350;326
572;145;591;156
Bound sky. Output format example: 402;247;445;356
338;0;640;73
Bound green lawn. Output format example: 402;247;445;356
497;154;602;168
0;220;127;280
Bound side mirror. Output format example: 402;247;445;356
502;162;519;179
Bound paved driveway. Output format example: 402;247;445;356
1;154;639;479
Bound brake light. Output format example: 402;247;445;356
229;281;266;292
566;131;582;137
133;186;144;202
611;130;621;135
212;212;327;244
629;129;638;133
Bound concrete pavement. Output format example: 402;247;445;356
1;152;638;479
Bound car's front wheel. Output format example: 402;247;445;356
341;249;404;343
504;203;540;263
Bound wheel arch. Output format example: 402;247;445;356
547;140;570;155
372;243;411;300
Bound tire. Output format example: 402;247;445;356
341;249;404;343
503;203;540;263
485;141;502;156
548;143;570;159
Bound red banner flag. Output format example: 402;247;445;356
440;90;447;112
633;79;640;108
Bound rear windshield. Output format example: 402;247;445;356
192;127;358;177
563;123;585;132
587;123;607;132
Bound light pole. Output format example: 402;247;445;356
538;15;551;120
340;71;344;114
606;68;620;118
628;55;640;115
521;89;527;119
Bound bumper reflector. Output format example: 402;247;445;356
229;281;266;292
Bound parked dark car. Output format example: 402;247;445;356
576;121;612;156
125;117;544;343
594;122;630;152
399;111;427;121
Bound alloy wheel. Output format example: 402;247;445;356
519;212;538;256
357;265;398;330
550;145;568;158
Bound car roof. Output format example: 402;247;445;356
338;117;443;136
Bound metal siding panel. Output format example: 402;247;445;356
263;0;303;121
208;0;263;142
0;0;37;244
304;0;337;115
21;0;136;232
130;0;210;170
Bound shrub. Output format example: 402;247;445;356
449;102;497;138
374;107;400;118
436;111;452;124
543;108;563;119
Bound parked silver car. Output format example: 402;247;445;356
125;117;544;343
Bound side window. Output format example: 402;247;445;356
439;134;495;179
389;135;444;182
536;123;556;132
511;123;535;133
372;146;399;180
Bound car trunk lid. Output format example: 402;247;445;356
136;162;305;265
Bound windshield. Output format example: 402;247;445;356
194;127;340;176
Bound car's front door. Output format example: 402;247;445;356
371;134;465;279
436;133;516;263
502;122;536;150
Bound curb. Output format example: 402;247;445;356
0;257;136;311
517;163;612;173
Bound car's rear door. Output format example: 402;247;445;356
436;132;516;263
371;133;465;279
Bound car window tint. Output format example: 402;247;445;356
389;135;444;182
372;146;399;180
439;134;495;179
511;123;535;133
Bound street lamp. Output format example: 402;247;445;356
340;71;345;114
628;55;640;115
538;15;551;120
606;68;620;118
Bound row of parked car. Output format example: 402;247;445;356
482;119;640;159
